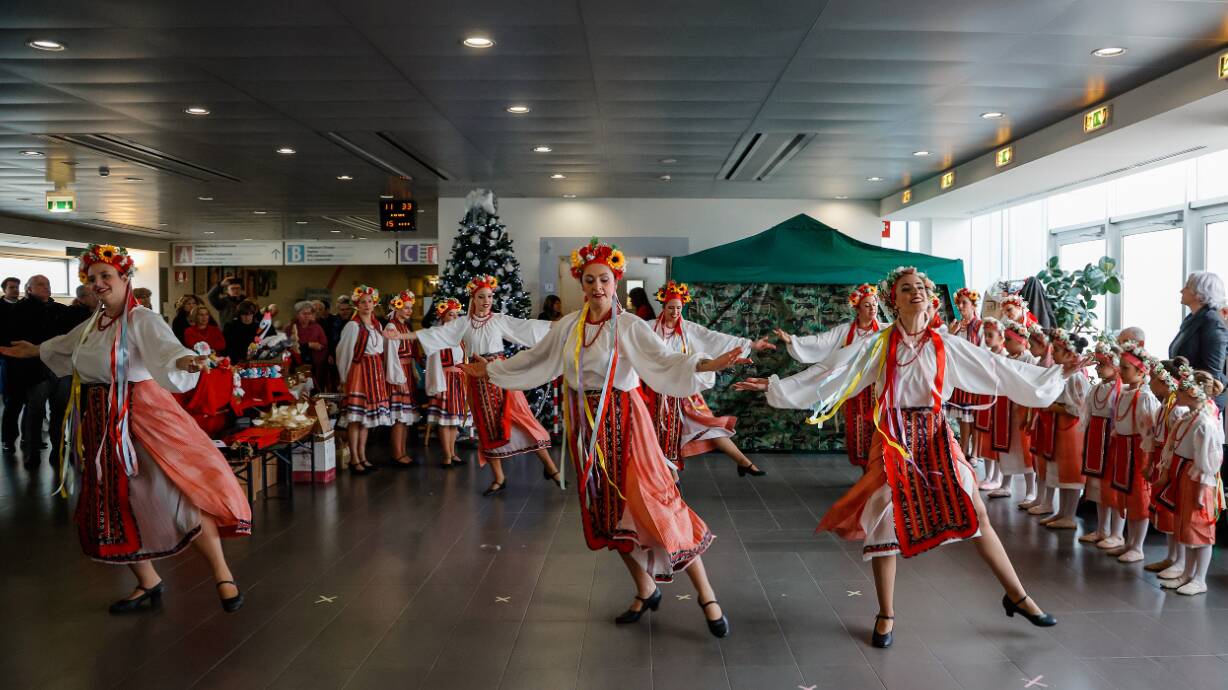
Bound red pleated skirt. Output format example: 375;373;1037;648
342;354;393;427
1104;433;1150;518
427;366;470;426
389;354;419;424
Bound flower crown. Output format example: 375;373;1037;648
848;283;878;307
878;266;934;312
79;243;136;283
352;285;380;303
466;275;499;294
1050;327;1074;350
982;316;1003;333
1000;293;1026;312
1119;339;1148;370
1027;323;1049;344
389;289;416;310
954;287;980;306
1177;363;1210;405
434;297;463;316
1003;319;1029;343
1148;356;1177;392
655;280;692;304
1093;340;1120;367
569;237;626;280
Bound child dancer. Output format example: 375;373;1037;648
947;288;987;460
1156;366;1225;595
988;320;1037;502
1078;341;1125;547
1143;356;1189;575
1032;329;1090;529
1102;339;1161;563
974;318;1007;491
1021;325;1055;512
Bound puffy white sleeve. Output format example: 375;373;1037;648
769;336;875;410
130;308;198;393
424;352;447;396
1079;382;1102;432
785;326;845;364
487;316;567;391
497;314;553;348
39;319;91;378
619;315;714;397
684;321;752;358
385;339;406;386
1136;389;1162;445
336;321;359;383
1062;371;1090;417
942;335;1063;407
1190;414;1225;485
766;363;838;410
414;317;468;356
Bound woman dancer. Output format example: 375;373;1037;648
736;267;1060;648
1078;341;1126;547
0;244;250;613
1143;356;1189;576
774;283;882;468
1155;366;1225;595
947;288;987;458
461;238;743;635
974;318;1008;491
990;320;1038;503
1102;340;1161;564
407;276;560;496
1030;329;1090;529
385;289;420;468
644;280;773;476
423;298;471;467
336;285;393;476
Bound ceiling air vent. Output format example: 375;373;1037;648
43;134;242;183
321;215;380;232
717;132;815;182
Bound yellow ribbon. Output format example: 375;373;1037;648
567;303;624;500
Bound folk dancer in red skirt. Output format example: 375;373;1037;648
1021;325;1058;513
0;244;250;613
1078;340;1126;547
461;238;745;636
774;283;883;468
407;275;561;496
1026;329;1091;528
1154;366;1224;595
947;288;989;462
1101;339;1162;564
337;285;394;476
736;267;1062;648
987;320;1038;503
1142;356;1190;576
422;298;472;468
385;289;420;468
974;318;1009;491
643;280;773;477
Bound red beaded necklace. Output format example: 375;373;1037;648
469;311;494;329
1114;383;1141;426
583;310;613;347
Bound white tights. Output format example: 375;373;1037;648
1181;544;1213;584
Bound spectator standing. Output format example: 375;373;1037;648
0;276;21;452
207;276;246;326
132;287;153;311
183;306;226;353
49;285;99;461
2;275;66;463
289;301;329;386
171;294;211;342
629;287;655;321
537;294;563;321
314;299;341;392
1169;271;1228;409
222;301;260;362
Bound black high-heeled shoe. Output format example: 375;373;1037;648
737;464;766;477
217;580;244;613
1002;594;1056;627
544;469;562;488
482;481;506;497
871;614;894;648
699;599;729;638
615;588;661;624
108;581;164;614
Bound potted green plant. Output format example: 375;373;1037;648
1035;256;1121;335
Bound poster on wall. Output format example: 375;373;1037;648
283;241;397;265
397;241;438;265
172;242;283;266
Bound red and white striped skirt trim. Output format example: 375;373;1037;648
341;354;393;427
389;355;419;425
427;366;471;427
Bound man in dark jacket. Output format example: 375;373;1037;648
207;276;246;327
2;275;66;462
0;276;20;452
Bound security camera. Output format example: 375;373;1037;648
98;166;110;177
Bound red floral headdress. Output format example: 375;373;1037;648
352;284;380;304
1003;319;1029;344
1027;323;1049;344
999;292;1027;313
465;275;499;295
982;316;1003;334
1119;339;1148;371
878;266;935;312
847;283;878;307
78;243;136;283
389;289;416;310
434;297;463;316
654;280;692;304
954;287;980;306
569;237;626;280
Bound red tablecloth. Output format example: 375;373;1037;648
223;427;284;450
236;376;295;413
174;366;237;436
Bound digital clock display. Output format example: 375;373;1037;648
379;199;417;232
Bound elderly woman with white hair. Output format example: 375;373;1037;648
1169;271;1228;410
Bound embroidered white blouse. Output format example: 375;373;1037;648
784;320;881;364
40;307;197;393
423;345;466;397
1171;405;1225;485
652;318;751;358
336;318;388;383
415;313;551;358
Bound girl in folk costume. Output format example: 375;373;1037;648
0;245;250;614
1029;329;1091;529
774;283;883;468
974;318;1007;491
1000;292;1039;328
385;289;420;468
1078;341;1127;548
406;275;561;496
736;267;1062;648
337;285;394;476
643;280;774;476
1101;339;1162;563
1154;368;1225;595
987;320;1038;503
1020;325;1056;513
460;239;745;636
1142;356;1190;576
947;288;988;458
422;298;472;468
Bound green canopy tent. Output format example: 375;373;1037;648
671;213;966;452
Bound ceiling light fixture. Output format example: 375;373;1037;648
27;39;65;51
243;238;253;241
912;150;931;157
834;195;849;199
125;177;142;182
1092;47;1127;57
336;174;353;180
16;197;30;201
379;194;394;199
532;145;552;153
506;104;531;114
562;194;577;198
184;106;210;116
659;174;672;181
19;150;44;157
252;210;267;215
866;176;883;182
330;229;342;233
158;222;168;226
203;231;215;235
550;173;566;179
198;196;213;201
295;220;308;225
462;36;495;49
276;147;296;155
659;158;677;164
980;111;1005;119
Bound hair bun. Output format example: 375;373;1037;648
1172;355;1190;368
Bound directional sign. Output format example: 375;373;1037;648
283;241;398;265
397;241;439;265
172;241;283;266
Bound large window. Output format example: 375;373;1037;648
1057;237;1108;330
1195;149;1228;202
1208;220;1228;284
1006;201;1047;279
1121;227;1184;347
970;211;1005;292
1047;182;1107;229
1109;160;1188;218
0;255;72;296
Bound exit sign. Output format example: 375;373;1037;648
1083;105;1111;133
901;189;912;204
379;199;417;232
47;199;74;213
940;170;955;190
1219;54;1228;79
995;145;1014;168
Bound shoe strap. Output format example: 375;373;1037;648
635;589;659;603
875;614;894;620
698;599;719;609
216;580;237;588
1012;593;1029;607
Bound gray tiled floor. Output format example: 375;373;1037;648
3;437;1228;690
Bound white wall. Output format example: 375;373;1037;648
436;197;882;300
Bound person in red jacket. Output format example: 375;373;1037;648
182;305;225;353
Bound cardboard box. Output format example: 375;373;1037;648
291;401;337;483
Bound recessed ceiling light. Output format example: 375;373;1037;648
562;194;577;198
659;158;677;164
659;174;672;181
295;220;308;225
550;173;566;179
506;104;531;114
19;150;44;158
336;174;353;180
125;177;142;182
417;208;427;213
203;231;215;235
1092;47;1127;57
357;237;366;240
866;176;883;182
462;36;495;49
16;197;30;201
980;111;1005;120
276;147;296;155
198;196;213;201
252;210;267;215
158;222;168;226
61;160;79;166
27;39;65;52
532;145;553;153
184;106;210;116
379;194;394;199
330;229;342;233
835;195;849;199
243;238;252;241
912;150;931;157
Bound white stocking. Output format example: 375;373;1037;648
1037;485;1054;507
1166;535;1184;567
1058;488;1081;519
1126;519;1149;552
1024;474;1036;499
1109;511;1126;539
1190;545;1213;584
